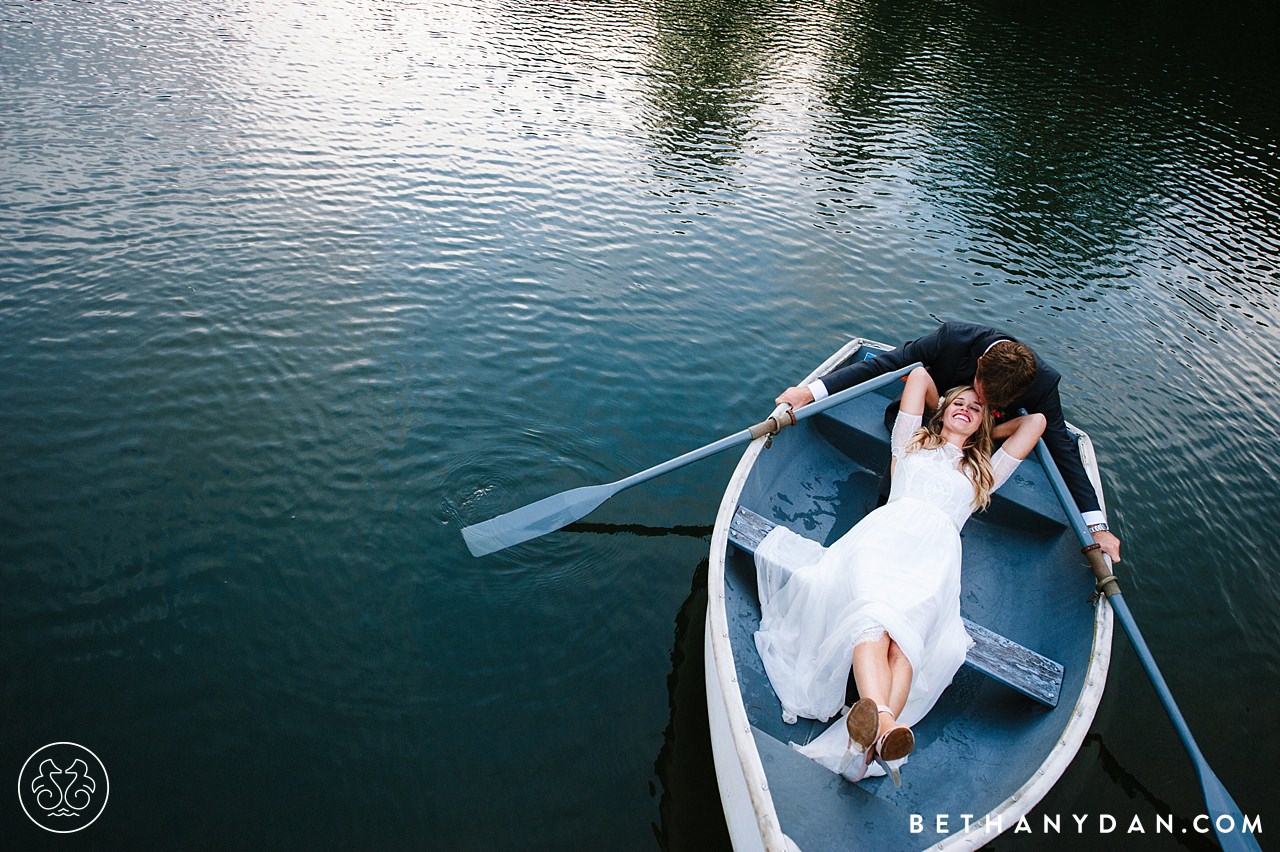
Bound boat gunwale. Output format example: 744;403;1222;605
705;337;1114;851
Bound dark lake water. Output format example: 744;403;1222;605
2;0;1277;849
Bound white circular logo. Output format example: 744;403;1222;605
18;742;109;833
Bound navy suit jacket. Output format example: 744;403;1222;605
819;321;1101;515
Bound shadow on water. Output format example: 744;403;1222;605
1079;733;1220;852
652;558;734;852
564;520;713;539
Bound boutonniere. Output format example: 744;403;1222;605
990;407;1006;422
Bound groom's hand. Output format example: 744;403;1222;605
776;386;815;409
1093;529;1121;563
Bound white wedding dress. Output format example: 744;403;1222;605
753;410;1024;778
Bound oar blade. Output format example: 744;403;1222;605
1199;766;1262;851
461;483;616;557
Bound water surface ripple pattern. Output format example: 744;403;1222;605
1;0;1277;848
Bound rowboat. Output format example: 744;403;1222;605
703;337;1113;851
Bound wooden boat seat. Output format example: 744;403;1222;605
728;505;1064;708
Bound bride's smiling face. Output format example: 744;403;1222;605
943;390;985;438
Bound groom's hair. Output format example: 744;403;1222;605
976;341;1037;408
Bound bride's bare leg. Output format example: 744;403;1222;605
851;636;912;725
884;639;912;723
840;635;893;779
850;635;893;706
844;629;916;782
848;634;916;785
873;639;916;786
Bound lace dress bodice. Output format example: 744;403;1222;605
889;411;1019;530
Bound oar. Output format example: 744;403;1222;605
462;361;922;557
1035;440;1261;852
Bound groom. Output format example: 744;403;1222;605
776;320;1122;562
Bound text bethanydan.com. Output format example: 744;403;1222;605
911;812;1262;838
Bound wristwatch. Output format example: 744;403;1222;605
1087;522;1110;534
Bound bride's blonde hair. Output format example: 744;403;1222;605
903;385;996;510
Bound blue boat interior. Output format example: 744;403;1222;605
724;345;1102;850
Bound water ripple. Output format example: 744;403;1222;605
2;0;1278;846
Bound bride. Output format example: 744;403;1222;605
753;366;1046;785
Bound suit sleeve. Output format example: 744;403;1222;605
1035;386;1102;516
818;325;948;395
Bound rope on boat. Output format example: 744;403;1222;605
1083;544;1121;598
747;405;796;441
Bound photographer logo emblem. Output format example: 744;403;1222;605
18;742;109;833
